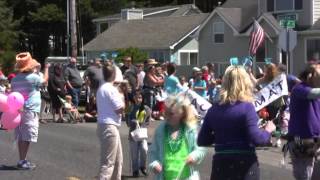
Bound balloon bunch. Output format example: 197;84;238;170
0;92;25;130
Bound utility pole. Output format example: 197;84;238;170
70;0;77;58
67;0;70;59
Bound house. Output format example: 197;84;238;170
198;0;320;75
84;4;208;65
93;4;202;35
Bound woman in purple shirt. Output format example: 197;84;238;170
198;66;275;180
287;63;320;180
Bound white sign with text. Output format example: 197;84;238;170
254;74;288;111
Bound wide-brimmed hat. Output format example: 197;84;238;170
147;59;158;65
15;52;39;73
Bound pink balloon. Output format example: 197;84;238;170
1;112;21;130
7;92;25;111
0;94;9;112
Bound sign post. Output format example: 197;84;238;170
278;14;297;74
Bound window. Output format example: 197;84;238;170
276;0;293;11
306;39;320;61
179;52;198;65
267;0;302;12
267;0;274;12
295;0;303;10
213;22;224;44
190;53;198;65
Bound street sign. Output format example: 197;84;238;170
278;14;297;29
279;19;296;28
286;20;296;28
278;30;297;52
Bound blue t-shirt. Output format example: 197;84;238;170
164;75;181;95
11;73;43;112
193;80;207;98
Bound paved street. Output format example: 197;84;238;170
0;121;319;180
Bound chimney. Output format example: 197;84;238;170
121;8;143;21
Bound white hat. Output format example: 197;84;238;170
192;67;201;72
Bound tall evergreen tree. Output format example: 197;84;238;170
0;0;19;74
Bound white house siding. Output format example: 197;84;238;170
313;0;320;24
172;38;199;65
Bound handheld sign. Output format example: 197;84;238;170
230;57;239;66
265;58;272;65
180;90;212;118
254;73;288;111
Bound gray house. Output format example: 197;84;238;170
84;5;208;65
198;0;320;75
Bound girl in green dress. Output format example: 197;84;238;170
149;94;207;180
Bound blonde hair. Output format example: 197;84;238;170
164;94;198;127
220;66;254;104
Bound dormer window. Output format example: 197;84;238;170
267;0;303;12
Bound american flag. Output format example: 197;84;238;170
249;20;265;56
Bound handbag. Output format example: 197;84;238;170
130;122;148;141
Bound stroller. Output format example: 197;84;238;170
58;96;82;123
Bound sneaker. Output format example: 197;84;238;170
140;167;148;176
17;160;36;170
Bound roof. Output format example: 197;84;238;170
92;4;202;23
84;14;208;51
198;0;258;35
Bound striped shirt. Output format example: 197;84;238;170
11;73;44;112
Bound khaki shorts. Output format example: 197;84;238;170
15;111;39;143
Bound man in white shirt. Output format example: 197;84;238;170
96;63;125;180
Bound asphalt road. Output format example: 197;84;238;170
0;121;319;180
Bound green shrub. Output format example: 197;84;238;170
115;47;148;64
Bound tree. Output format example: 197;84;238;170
29;3;65;61
115;47;148;64
0;0;19;74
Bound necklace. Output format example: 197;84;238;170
165;125;185;153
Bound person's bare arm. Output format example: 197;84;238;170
42;64;49;84
148;74;163;85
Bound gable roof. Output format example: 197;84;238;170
84;14;208;51
92;4;202;23
198;0;258;35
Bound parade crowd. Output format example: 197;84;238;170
1;51;320;180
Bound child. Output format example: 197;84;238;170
193;71;207;99
65;95;82;123
179;76;189;90
127;90;151;177
208;78;222;103
149;94;207;180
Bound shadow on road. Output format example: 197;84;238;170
0;165;18;171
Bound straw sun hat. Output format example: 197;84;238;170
15;52;39;73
